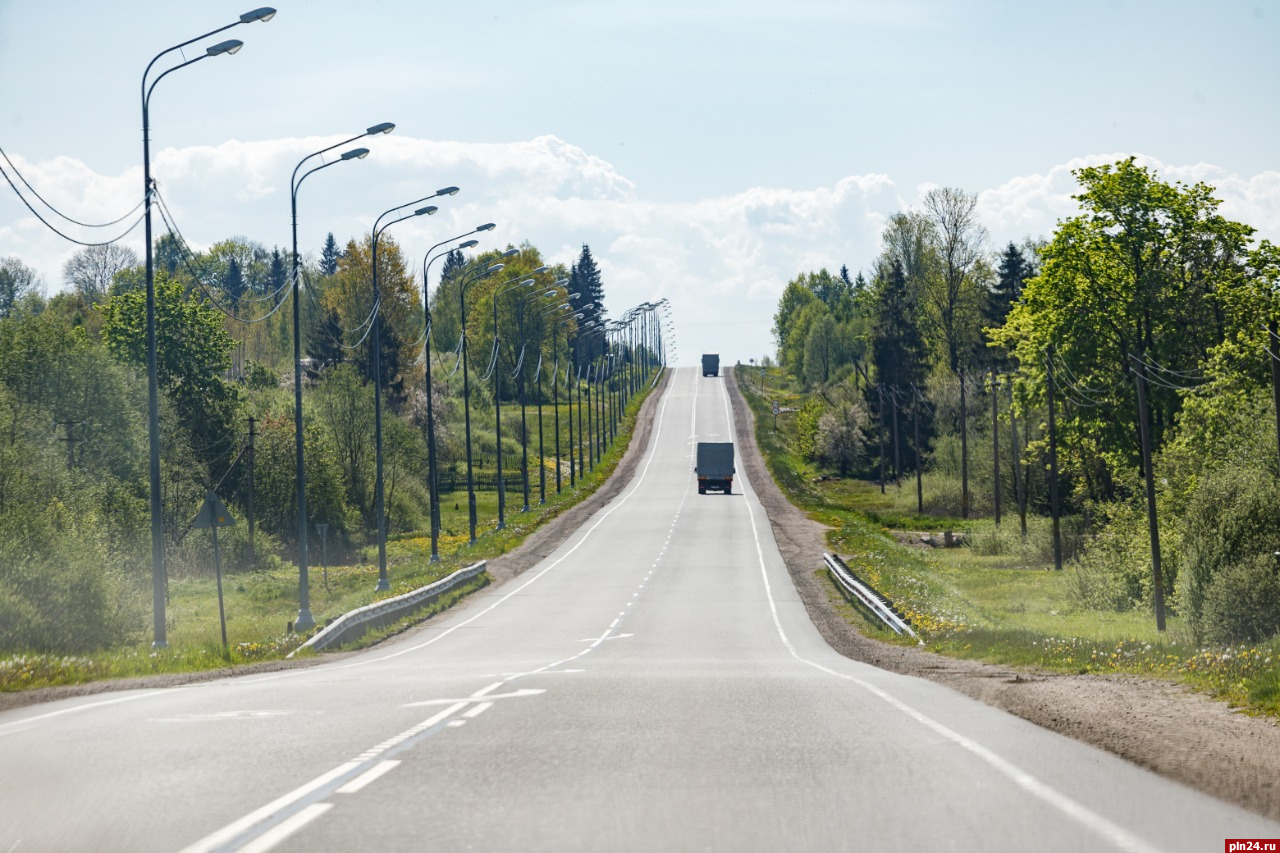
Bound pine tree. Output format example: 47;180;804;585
571;244;605;367
871;259;928;392
269;247;287;293
440;248;466;284
987;241;1032;330
306;304;345;379
224;258;245;308
320;233;341;277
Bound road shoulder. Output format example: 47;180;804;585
725;366;1280;821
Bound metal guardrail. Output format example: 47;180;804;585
823;552;921;644
292;561;488;654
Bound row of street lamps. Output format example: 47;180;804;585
138;6;671;647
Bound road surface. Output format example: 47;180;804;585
2;368;1275;852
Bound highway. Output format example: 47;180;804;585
2;367;1275;852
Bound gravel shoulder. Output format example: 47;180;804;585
725;367;1280;821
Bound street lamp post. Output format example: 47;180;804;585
287;126;389;633
369;190;458;590
421;226;496;561
141;6;275;648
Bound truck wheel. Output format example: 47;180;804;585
724;486;731;495
698;488;705;495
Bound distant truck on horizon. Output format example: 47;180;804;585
701;353;720;377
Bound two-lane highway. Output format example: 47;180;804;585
2;368;1276;852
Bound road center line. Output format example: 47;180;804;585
335;761;400;795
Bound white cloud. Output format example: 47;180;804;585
2;138;1279;365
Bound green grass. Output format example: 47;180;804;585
741;367;1280;717
0;374;662;693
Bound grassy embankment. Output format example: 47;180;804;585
0;377;662;692
737;366;1280;716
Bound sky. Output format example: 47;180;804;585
1;0;1277;366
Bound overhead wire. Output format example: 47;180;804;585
1;161;146;247
0;145;145;228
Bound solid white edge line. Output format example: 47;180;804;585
346;367;681;665
234;803;333;853
0;690;178;734
721;372;1165;853
176;762;361;853
335;760;401;795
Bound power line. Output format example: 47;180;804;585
0;161;146;247
0;144;143;228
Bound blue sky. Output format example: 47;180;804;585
1;1;1277;364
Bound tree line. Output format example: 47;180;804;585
770;157;1280;643
0;232;615;653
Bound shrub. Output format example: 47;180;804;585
1201;553;1280;644
1181;466;1280;642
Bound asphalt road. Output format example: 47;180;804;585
3;368;1276;852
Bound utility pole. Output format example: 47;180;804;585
891;388;901;488
991;370;1001;526
56;420;80;470
1132;356;1167;631
1009;380;1026;537
246;415;256;562
912;389;923;514
1269;321;1280;478
877;385;886;494
1045;347;1063;572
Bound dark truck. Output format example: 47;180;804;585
696;442;735;494
701;353;720;377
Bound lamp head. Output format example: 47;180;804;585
520;279;535;287
415;205;438;216
477;223;496;232
458;240;479;249
555;279;569;287
487;263;505;274
340;147;370;160
240;7;276;23
543;289;557;297
436;186;461;197
500;248;519;259
367;122;395;135
207;39;243;56
568;291;580;299
532;265;549;275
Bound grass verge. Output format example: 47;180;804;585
1;374;663;692
740;368;1280;717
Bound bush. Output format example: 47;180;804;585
1181;466;1280;642
1201;553;1280;644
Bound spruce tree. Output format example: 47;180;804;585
224;258;245;308
305;304;345;380
571;244;605;367
320;233;342;277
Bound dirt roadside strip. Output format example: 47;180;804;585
0;370;674;715
724;366;1280;821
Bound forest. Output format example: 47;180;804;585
0;224;642;654
768;157;1280;645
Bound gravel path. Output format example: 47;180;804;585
724;366;1280;821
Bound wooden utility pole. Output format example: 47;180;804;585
1009;380;1026;537
991;371;1001;526
1269;321;1280;478
246;415;256;562
877;385;886;494
1132;357;1167;631
891;388;901;487
1045;347;1063;572
913;391;923;513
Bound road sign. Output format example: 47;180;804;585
192;490;236;529
772;400;780;415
